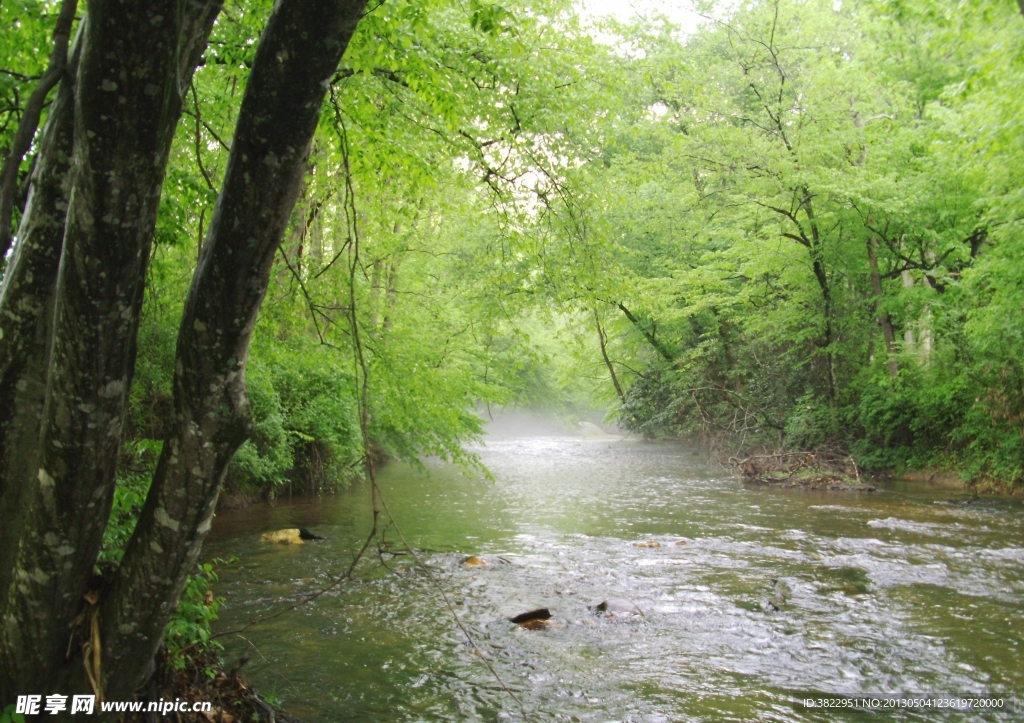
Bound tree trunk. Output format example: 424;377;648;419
901;270;915;351
800;190;838;400
866;237;898;378
0;18;83;628
99;0;368;699
0;0;78;260
595;310;626;405
0;0;222;701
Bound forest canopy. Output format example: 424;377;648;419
0;0;1022;707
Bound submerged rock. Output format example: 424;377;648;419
816;566;871;596
260;529;304;545
260;528;325;544
765;579;792;611
462;555;489;567
633;540;661;548
593;598;644;619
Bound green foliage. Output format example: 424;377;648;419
524;0;1024;487
89;0;1023;536
620;369;681;438
0;704;26;723
0;0;62;206
227;347;361;493
469;0;514;35
228;360;293;489
783;394;842;452
164;562;226;674
101;440;161;563
117;0;612;501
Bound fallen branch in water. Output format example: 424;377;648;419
728;448;873;491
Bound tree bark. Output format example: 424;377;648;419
0;0;78;260
0;18;83;630
0;0;222;701
100;0;368;699
866;237;898;378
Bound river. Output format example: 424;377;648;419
203;430;1024;721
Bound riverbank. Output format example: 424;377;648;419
121;649;298;723
885;467;1022;496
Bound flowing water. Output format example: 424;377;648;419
204;431;1024;721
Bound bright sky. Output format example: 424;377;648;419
578;0;702;32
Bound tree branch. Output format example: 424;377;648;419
616;302;674;363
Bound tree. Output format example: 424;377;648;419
529;0;1022;482
0;0;368;705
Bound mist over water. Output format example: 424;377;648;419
205;419;1024;721
480;409;620;439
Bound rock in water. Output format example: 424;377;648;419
766;578;792;611
593;599;643;619
260;529;304;545
298;528;325;541
633;540;661;548
462;555;489;567
510;608;552;628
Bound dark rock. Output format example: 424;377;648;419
510;608;552;625
298;528;325;541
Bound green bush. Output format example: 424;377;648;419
226;348;361;494
229;363;293;489
164;561;225;675
783;393;842;451
620;368;684;438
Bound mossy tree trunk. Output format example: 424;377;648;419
0;0;368;707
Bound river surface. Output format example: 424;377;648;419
204;433;1024;721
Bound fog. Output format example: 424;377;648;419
480;408;622;439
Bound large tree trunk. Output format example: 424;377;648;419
100;0;368;699
0;19;83;618
0;0;222;701
0;0;78;260
1;0;369;705
866;237;899;378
